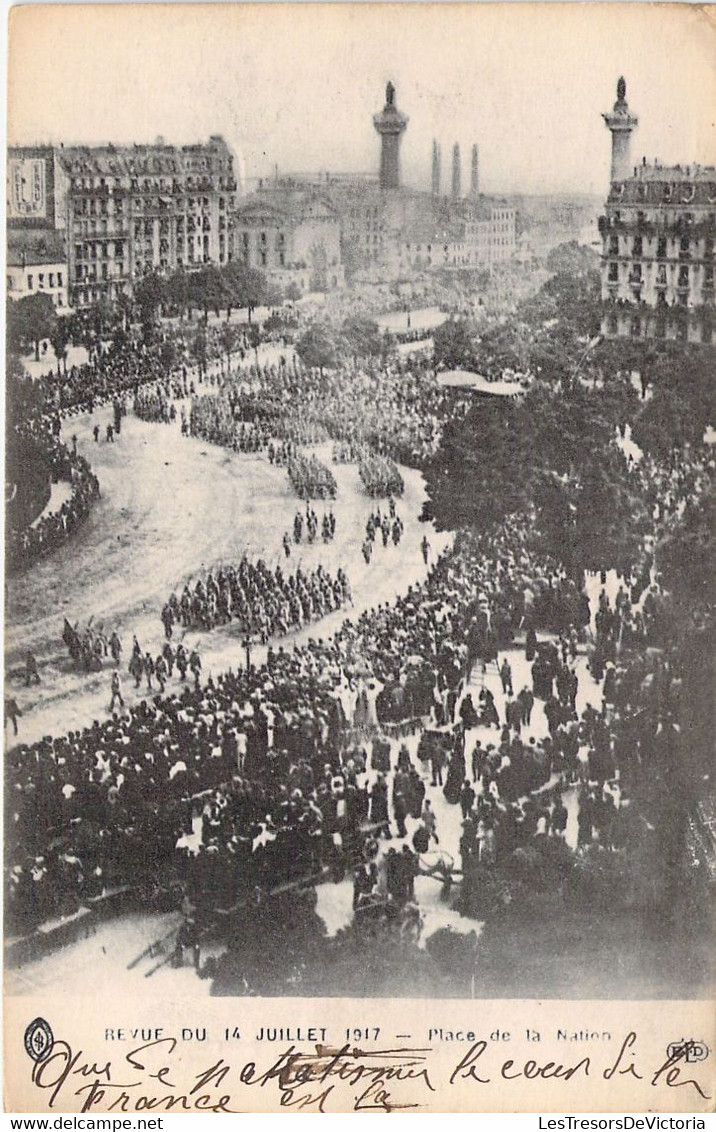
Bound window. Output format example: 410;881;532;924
608;262;618;282
38;273;45;287
27;274;33;289
49;272;55;287
57;273;63;287
632;236;642;257
657;237;667;258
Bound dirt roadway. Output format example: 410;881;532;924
5;406;451;747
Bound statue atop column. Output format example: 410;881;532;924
386;81;395;108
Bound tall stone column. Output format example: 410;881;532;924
602;77;638;183
373;81;409;190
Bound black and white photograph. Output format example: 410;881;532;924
3;5;714;1105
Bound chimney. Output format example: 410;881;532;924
452;142;461;200
470;144;479;198
431;140;441;196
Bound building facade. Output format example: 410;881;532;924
7;136;238;309
599;80;716;344
599;164;716;344
63;136;237;307
7;229;69;309
233;188;344;292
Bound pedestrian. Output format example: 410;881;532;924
421;534;431;565
499;658;514;696
5;696;21;736
25;652;40;687
189;649;202;689
430;742;446;787
422;800;439;844
128;650;143;689
109;631;122;665
551;794;568;839
143;652;155;690
460;779;476;819
109;670;124;711
471;739;483;783
161;604;174;639
517;686;534;728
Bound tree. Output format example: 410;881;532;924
658;488;714;609
117;290;133;332
191;265;226;322
50;316;72;375
296;324;337;374
8;293;57;361
340;315;384;361
135;272;165;343
433;318;476;371
190;325;209;377
222;262;268;322
164;270;191;320
159;337;179;375
218;322;240;371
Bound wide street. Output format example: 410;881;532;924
6;394;451;747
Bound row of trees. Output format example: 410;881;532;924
422;383;648;577
135;261;279;338
6;260;280;367
295;316;388;373
433;243;604;382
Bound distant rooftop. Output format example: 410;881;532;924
631;160;716;182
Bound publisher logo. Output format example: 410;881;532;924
666;1039;709;1063
24;1017;54;1063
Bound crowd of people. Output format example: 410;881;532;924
190;351;445;469
287;505;336;550
286;452;337;501
5;510;602;931
6;291;713;981
63;620;123;674
358;449;405;499
159;557;352;640
7;424;101;573
361;502;404;565
134;385;175;424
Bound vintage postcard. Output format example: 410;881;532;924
4;2;715;1114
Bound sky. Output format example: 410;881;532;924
7;3;716;196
